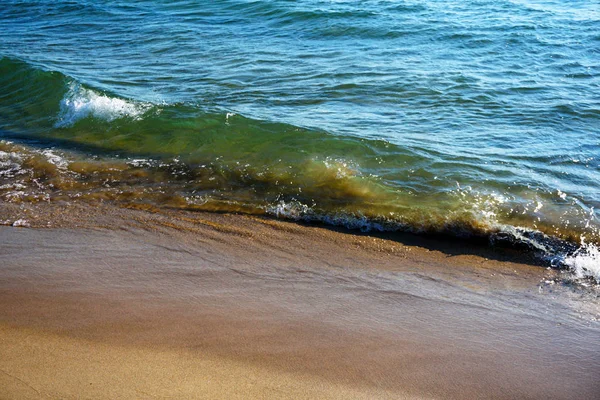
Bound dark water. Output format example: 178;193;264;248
0;0;599;279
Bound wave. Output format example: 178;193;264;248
0;57;598;282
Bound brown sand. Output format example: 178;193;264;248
1;203;599;399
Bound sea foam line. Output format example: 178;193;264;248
267;199;600;283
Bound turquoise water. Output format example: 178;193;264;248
0;1;599;277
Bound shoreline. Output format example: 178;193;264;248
1;202;599;399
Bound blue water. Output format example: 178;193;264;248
1;0;599;277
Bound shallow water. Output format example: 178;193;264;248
0;1;599;278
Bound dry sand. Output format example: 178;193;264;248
0;203;599;399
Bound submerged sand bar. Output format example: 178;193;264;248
1;204;599;399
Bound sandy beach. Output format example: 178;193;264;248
0;203;598;399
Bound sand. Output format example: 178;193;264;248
0;202;599;399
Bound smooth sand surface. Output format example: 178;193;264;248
1;203;599;399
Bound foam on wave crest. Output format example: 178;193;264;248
56;83;151;127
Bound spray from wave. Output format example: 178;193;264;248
563;239;600;282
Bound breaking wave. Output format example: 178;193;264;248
0;57;599;283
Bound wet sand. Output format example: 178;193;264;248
1;203;599;399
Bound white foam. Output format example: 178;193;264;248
0;150;25;178
267;200;390;232
55;83;150;127
12;219;30;228
39;149;69;170
269;200;312;220
564;239;600;282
